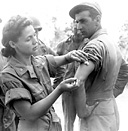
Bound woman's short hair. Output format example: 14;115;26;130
1;15;32;57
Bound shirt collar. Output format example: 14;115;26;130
90;28;107;40
5;56;37;77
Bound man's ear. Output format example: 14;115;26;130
9;41;16;49
94;15;101;27
95;15;101;23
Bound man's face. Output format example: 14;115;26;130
75;10;97;39
13;25;38;57
73;27;84;42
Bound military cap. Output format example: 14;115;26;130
69;1;102;19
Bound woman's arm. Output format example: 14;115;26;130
54;50;89;66
13;78;78;121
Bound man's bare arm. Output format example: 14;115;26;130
73;61;94;118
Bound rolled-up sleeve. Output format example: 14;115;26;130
1;80;32;107
83;40;103;70
5;88;32;106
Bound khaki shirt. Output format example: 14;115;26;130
0;55;60;131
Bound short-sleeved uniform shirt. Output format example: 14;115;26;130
63;29;119;101
83;29;118;102
0;55;60;131
57;29;120;131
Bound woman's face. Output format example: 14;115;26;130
13;25;38;57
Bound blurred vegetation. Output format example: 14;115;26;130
49;17;74;52
118;20;128;61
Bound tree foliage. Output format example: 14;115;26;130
49;17;73;51
118;21;128;61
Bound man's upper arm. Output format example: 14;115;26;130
75;61;95;81
73;61;95;118
72;39;103;117
75;41;102;80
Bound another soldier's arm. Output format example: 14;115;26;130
114;59;128;97
0;103;4;130
53;66;65;89
47;45;65;88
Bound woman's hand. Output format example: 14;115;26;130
58;78;80;93
65;50;89;65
